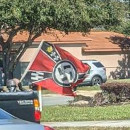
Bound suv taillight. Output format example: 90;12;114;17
34;110;41;121
33;99;41;122
34;99;39;107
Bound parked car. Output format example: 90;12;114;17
0;108;54;130
79;60;107;86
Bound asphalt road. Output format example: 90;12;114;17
42;94;74;106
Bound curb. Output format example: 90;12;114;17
41;120;130;127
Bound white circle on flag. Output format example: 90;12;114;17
53;60;78;87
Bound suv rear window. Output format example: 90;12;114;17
93;62;104;67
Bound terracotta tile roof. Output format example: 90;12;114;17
1;30;129;52
12;29;92;43
83;31;130;52
12;30;130;52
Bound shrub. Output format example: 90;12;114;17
100;82;130;102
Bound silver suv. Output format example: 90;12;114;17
80;60;107;86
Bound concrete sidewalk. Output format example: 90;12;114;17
42;120;130;127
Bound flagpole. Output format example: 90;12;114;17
37;85;42;112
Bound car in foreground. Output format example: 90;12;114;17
80;60;107;86
0;108;54;130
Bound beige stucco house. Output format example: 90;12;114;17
12;30;130;79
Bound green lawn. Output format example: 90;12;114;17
41;104;130;122
76;85;100;91
41;79;130;129
107;79;130;83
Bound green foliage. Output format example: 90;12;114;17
0;0;102;35
122;22;130;36
0;0;129;80
99;0;125;30
0;0;103;80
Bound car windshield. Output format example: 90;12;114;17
0;108;15;119
93;62;104;67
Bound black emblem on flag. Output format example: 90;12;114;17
41;42;61;62
22;71;52;85
31;72;45;81
53;60;78;87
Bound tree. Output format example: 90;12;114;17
0;0;102;83
123;0;130;10
121;0;130;36
122;22;130;36
99;0;125;30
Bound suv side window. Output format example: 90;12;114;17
93;62;104;68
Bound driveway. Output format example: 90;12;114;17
42;90;100;106
42;94;74;106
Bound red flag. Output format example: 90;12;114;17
21;41;90;96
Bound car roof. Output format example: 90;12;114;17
0;108;16;119
81;60;105;67
0;108;43;130
82;60;97;61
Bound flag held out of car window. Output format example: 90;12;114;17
20;40;90;96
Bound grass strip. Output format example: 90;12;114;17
41;104;130;122
76;86;100;91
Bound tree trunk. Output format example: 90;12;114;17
2;51;13;85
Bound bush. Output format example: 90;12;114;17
70;82;130;107
100;82;130;102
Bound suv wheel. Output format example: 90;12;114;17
91;76;102;86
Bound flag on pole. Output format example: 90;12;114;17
20;41;90;96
